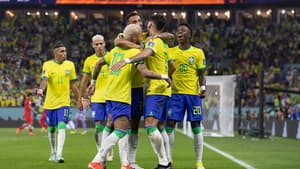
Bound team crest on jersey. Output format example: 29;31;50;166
189;56;195;65
65;69;70;75
148;42;155;47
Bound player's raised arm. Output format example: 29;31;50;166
111;48;153;71
87;58;106;95
135;62;172;88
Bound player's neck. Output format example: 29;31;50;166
178;42;191;50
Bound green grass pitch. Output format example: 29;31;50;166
0;128;299;169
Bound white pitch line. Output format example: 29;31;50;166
176;129;256;169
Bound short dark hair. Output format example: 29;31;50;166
149;14;166;32
178;23;193;37
125;11;139;24
52;41;65;50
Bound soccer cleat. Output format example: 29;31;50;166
48;153;56;162
106;149;114;162
88;162;104;169
56;155;64;163
16;128;20;135
153;164;171;169
130;163;144;169
195;162;205;169
70;130;77;135
121;164;132;169
81;130;88;135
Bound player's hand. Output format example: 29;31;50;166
111;61;126;71
199;89;206;99
77;98;83;111
35;88;44;97
87;84;95;96
165;78;173;88
81;98;90;109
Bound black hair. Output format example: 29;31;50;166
52;41;65;50
178;23;193;37
125;11;139;24
149;14;166;32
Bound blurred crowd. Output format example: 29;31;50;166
0;13;299;119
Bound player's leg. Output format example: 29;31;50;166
89;101;130;169
46;109;57;161
70;114;79;134
144;95;169;168
91;103;108;149
56;106;70;163
128;87;144;169
187;95;205;169
80;111;88;135
103;113;114;162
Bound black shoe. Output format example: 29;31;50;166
153;164;170;169
168;162;173;169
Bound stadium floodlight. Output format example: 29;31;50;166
291;9;295;14
45;12;49;16
171;12;176;17
26;11;31;16
281;9;285;14
256;10;261;16
120;10;124;16
207;12;211;17
214;12;219;16
163;12;167;16
197;12;201;17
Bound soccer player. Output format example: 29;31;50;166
36;42;79;163
166;23;206;169
88;23;172;169
112;15;173;169
39;109;48;132
77;34;110;153
16;92;37;136
115;11;175;169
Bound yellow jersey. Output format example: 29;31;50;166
145;38;171;96
42;60;77;109
82;53;109;103
104;47;140;104
169;46;206;95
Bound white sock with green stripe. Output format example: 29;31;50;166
145;126;169;166
118;134;129;165
128;129;138;164
93;129;127;163
57;122;66;157
192;127;203;163
48;126;56;154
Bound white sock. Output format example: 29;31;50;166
128;133;138;164
93;131;120;162
161;130;171;163
57;129;66;157
118;135;129;165
167;131;174;156
96;132;103;149
193;132;204;162
48;131;56;154
101;128;111;146
148;129;168;166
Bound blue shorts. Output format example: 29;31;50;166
46;106;70;126
144;95;169;122
106;100;131;122
91;103;107;121
167;94;204;122
131;88;144;118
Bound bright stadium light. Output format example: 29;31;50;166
45;12;49;16
181;12;186;19
291;9;295;14
207;12;211;17
225;10;230;18
163;12;167;16
6;10;14;17
266;9;272;15
154;12;157;15
36;11;40;16
197;12;201;16
215;11;219;16
120;10;124;16
26;11;31;16
256;10;261;16
54;11;59;16
281;9;285;14
171;12;176;17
